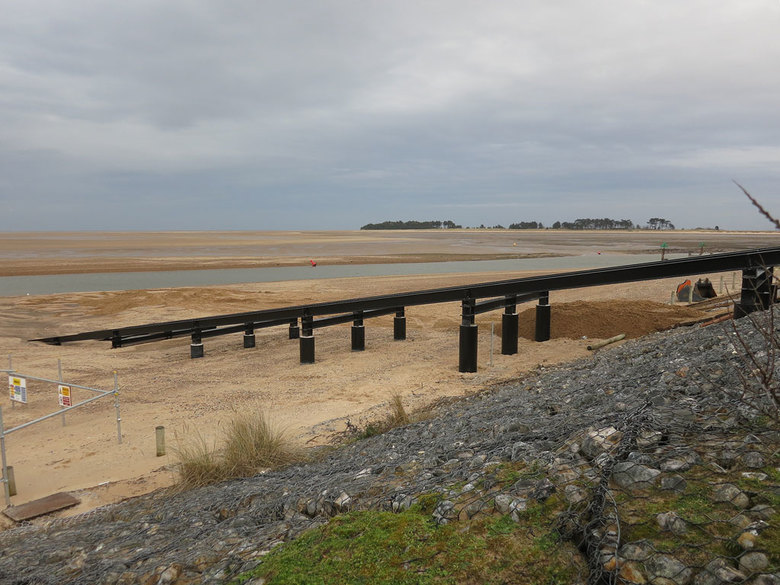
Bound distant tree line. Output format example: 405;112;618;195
361;217;676;230
550;218;635;230
646;217;675;230
506;218;638;230
506;217;675;230
509;221;543;229
360;220;462;230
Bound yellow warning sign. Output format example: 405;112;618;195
58;385;72;407
9;376;27;403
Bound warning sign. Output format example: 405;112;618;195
9;376;27;403
58;385;72;407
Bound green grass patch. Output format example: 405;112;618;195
762;521;780;569
741;471;780;568
232;506;585;585
616;479;736;565
615;460;780;567
411;493;441;515
493;460;544;486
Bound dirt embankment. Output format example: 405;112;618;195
516;299;708;340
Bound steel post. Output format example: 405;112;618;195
459;298;478;373
0;407;10;506
459;324;478;373
190;329;204;359
489;322;494;366
351;312;365;351
535;292;551;342
300;335;315;363
301;314;313;336
735;267;775;318
59;359;66;427
300;315;315;363
243;324;255;348
351;326;365;351
394;308;406;340
501;295;518;355
501;312;518;355
156;426;166;456
114;371;122;444
289;319;300;339
6;466;15;497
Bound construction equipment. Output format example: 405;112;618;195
676;278;717;302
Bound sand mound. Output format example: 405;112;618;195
516;299;709;340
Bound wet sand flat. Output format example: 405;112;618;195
1;229;778;276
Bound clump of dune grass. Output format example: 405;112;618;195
172;410;305;489
222;412;305;477
358;393;415;438
388;393;410;426
172;429;225;490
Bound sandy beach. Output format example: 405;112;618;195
0;229;775;527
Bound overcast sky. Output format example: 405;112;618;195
1;1;779;231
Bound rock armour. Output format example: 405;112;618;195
0;309;778;584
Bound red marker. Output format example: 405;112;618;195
310;259;317;267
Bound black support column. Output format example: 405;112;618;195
734;267;775;318
394;308;406;340
299;314;315;364
190;328;204;358
459;297;478;373
351;311;365;351
535;292;551;342
243;324;255;348
501;295;518;355
289;319;300;339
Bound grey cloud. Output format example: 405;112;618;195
1;1;779;230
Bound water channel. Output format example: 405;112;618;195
0;253;684;297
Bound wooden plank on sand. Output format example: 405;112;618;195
3;492;80;522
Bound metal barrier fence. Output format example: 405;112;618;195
0;357;121;506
